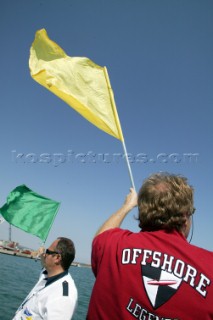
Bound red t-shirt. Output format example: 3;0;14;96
87;228;213;320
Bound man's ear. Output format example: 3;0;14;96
181;214;191;238
55;254;62;265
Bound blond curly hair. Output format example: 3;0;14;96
137;172;195;232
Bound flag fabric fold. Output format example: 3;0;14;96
0;185;60;242
29;28;124;141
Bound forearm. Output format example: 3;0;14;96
31;246;45;258
95;188;137;237
95;205;133;236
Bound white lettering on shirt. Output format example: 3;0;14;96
121;249;211;297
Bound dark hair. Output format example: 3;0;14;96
56;237;75;270
137;172;194;232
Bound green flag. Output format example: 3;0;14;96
0;185;60;242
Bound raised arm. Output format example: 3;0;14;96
95;188;138;237
31;246;45;258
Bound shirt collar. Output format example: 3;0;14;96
43;269;68;287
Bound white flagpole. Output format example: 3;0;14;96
104;67;136;190
121;139;136;190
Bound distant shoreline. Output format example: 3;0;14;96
0;247;35;259
0;249;91;268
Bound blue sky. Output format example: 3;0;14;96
0;0;212;263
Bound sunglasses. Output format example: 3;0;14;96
45;249;60;255
189;208;196;216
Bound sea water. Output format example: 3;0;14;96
0;253;95;320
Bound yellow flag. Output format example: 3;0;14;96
29;29;124;141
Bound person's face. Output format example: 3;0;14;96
41;239;60;270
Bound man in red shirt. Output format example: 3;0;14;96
87;172;213;319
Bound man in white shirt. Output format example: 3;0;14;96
13;237;78;320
